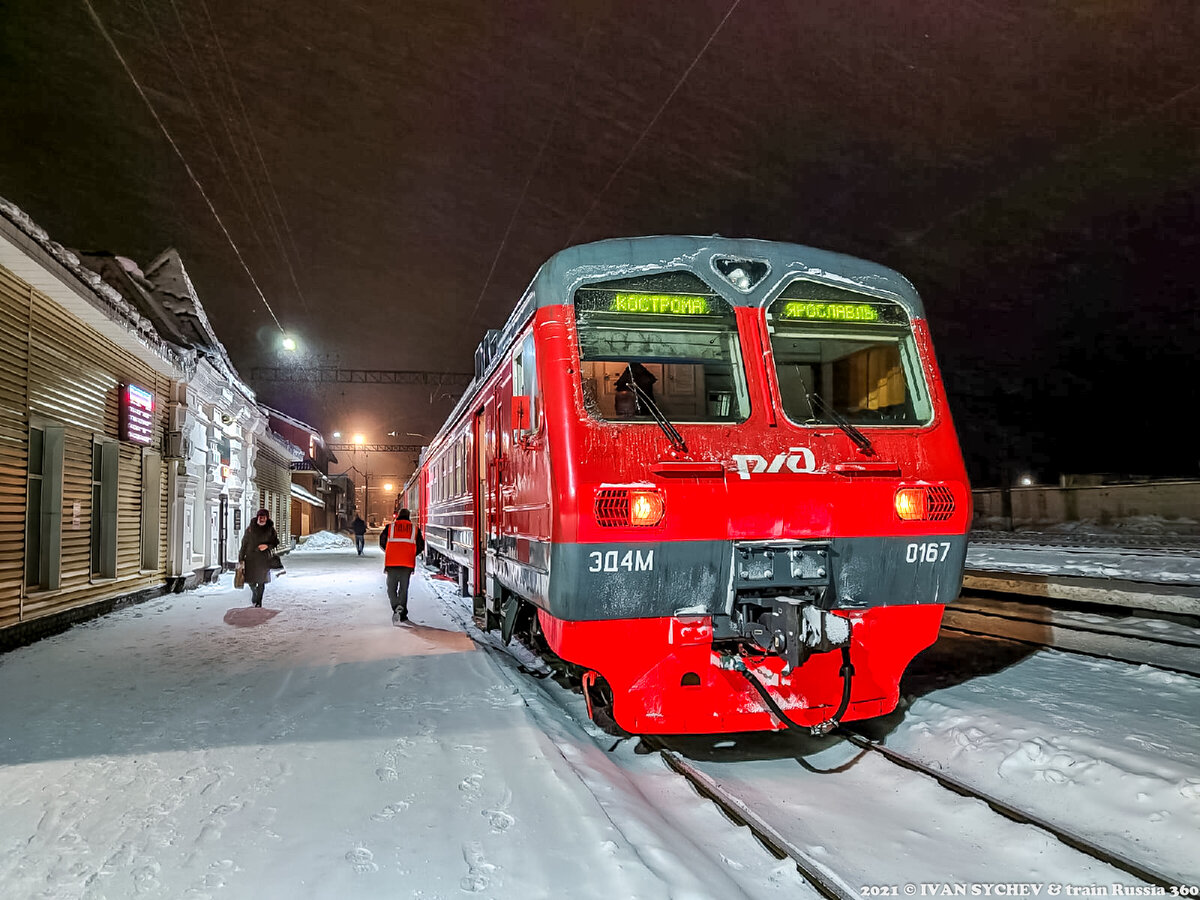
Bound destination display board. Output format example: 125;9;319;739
120;383;155;445
609;293;712;315
778;300;882;322
773;280;910;326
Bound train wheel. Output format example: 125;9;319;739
500;595;521;644
582;672;629;737
525;609;550;654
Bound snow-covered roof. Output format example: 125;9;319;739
0;195;190;377
76;249;258;410
289;481;325;506
143;249;255;398
261;405;331;448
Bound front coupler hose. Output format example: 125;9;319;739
733;646;855;737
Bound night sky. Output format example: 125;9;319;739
2;0;1197;486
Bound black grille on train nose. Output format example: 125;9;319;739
594;489;630;527
927;486;956;521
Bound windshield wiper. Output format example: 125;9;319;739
795;367;874;457
624;364;689;455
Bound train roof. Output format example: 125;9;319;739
530;235;926;318
414;235;927;466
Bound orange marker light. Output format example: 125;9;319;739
894;488;927;521
629;491;665;526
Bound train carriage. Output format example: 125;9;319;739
410;235;970;735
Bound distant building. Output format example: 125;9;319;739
262;407;339;541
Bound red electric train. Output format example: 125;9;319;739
404;236;970;736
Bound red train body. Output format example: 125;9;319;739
407;236;970;735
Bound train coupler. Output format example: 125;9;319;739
733;596;851;674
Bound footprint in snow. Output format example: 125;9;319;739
459;842;496;892
345;846;378;873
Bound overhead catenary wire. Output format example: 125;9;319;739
196;0;311;312
82;0;287;333
137;0;270;257
564;0;743;249
465;17;599;327
887;78;1200;255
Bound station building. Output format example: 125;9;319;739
0;197;309;648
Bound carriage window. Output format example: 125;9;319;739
575;272;749;422
767;281;932;426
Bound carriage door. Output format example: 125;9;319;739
473;409;490;597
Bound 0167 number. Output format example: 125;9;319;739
905;541;951;564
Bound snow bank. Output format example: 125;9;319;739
291;531;355;552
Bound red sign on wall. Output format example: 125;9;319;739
120;383;155;445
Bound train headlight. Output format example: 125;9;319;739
895;486;956;521
894;488;926;520
594;488;666;527
629;491;665;527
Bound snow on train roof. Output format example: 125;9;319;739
529;235;927;318
420;235;927;460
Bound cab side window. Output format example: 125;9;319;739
512;333;540;436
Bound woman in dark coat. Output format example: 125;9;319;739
238;508;280;607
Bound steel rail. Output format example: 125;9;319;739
839;731;1183;891
968;531;1200;553
658;748;861;900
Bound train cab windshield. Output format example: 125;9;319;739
767;280;933;427
575;272;750;423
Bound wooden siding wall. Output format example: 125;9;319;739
255;445;292;542
0;267;31;621
0;263;174;631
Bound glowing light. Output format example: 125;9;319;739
281;335;297;351
629;491;665;526
780;301;880;322
383;483;394;492
894;488;926;521
332;431;341;438
353;434;365;445
611;293;710;315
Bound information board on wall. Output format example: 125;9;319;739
120;383;155;445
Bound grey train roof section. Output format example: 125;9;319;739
530;236;927;317
419;236;929;462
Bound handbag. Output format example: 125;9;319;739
233;561;245;589
268;554;286;578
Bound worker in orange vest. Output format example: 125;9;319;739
379;508;425;624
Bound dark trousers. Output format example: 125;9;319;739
386;566;413;614
355;534;365;555
249;582;266;607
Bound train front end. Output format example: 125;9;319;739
537;238;971;735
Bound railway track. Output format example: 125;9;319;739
658;748;860;900
426;572;1194;896
945;588;1200;675
657;736;1181;899
834;734;1182;889
968;530;1200;553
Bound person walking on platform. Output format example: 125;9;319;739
379;508;424;623
351;513;367;555
239;508;280;608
